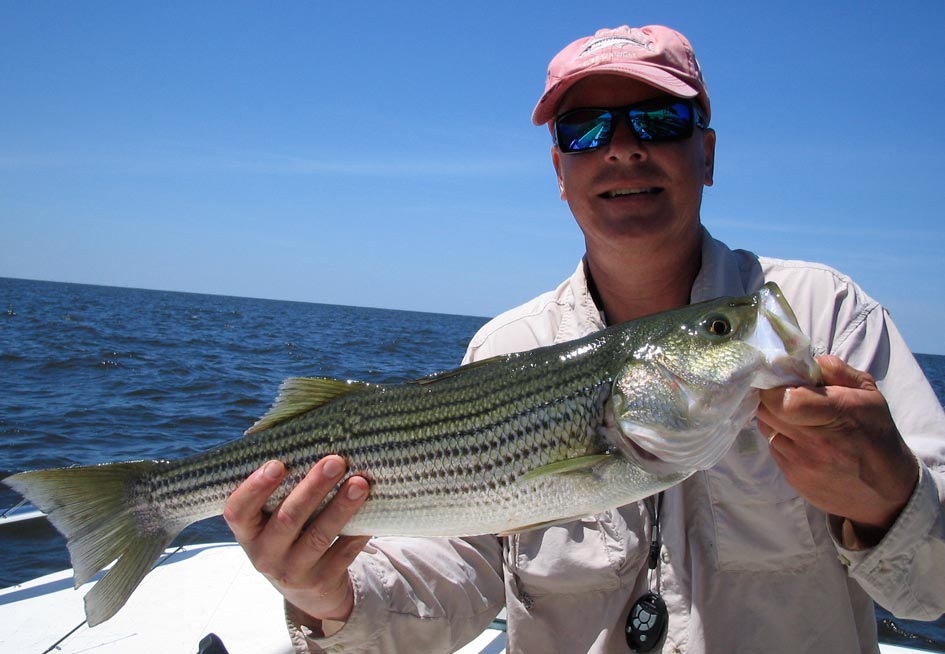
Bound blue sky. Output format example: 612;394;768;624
2;2;944;355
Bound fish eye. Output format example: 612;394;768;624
701;314;733;338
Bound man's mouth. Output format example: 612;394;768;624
600;188;661;199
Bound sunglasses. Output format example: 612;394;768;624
554;98;708;154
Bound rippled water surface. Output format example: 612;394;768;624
0;278;488;584
1;277;943;650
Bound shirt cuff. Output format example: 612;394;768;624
285;553;391;654
829;459;935;570
284;601;345;638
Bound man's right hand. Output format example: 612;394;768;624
224;456;371;624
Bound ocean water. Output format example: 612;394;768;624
1;277;943;651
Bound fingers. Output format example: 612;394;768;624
757;418;801;464
265;456;349;547
223;456;368;562
283;489;371;623
224;459;287;542
758;356;877;430
755;357;918;531
759;382;878;436
817;355;877;391
284;473;371;579
757;417;779;444
224;456;372;622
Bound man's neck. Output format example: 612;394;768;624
585;228;703;325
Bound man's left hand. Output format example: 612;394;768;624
757;355;919;544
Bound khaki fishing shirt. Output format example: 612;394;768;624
291;229;945;654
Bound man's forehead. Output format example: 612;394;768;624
558;75;676;113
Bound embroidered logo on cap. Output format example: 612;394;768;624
580;35;652;57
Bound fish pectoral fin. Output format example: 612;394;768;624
497;455;614;536
517;453;613;483
245;377;375;434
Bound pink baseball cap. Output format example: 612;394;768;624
532;25;710;126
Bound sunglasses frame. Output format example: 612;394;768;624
554;98;708;154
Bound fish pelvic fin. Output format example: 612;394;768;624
498;513;596;536
3;461;180;626
246;377;375;434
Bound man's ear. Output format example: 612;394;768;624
703;128;716;187
552;145;566;199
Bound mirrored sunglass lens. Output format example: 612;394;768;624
629;103;693;141
557;110;613;152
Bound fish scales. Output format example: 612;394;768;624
144;332;621;534
3;282;824;626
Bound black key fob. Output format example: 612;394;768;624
626;592;668;653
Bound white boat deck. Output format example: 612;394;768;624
0;542;505;654
0;541;921;653
1;543;296;653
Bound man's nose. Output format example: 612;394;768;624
605;118;647;160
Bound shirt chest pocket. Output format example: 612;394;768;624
503;505;648;597
706;430;818;572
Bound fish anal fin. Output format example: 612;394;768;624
246;377;374;434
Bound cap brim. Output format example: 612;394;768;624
531;64;700;126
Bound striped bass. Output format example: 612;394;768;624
4;282;821;626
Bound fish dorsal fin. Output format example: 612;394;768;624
245;377;373;434
412;354;509;385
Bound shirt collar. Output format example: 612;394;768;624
690;226;750;302
571;226;750;331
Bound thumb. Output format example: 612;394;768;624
816;355;877;391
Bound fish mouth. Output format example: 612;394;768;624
749;283;823;389
599;187;662;199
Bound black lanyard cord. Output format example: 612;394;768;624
627;492;669;653
646;491;664;570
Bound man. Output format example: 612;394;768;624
225;25;945;653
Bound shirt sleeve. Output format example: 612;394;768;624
822;284;945;620
288;535;505;654
831;462;945;620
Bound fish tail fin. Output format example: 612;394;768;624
3;461;184;626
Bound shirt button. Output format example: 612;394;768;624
661;547;671;564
